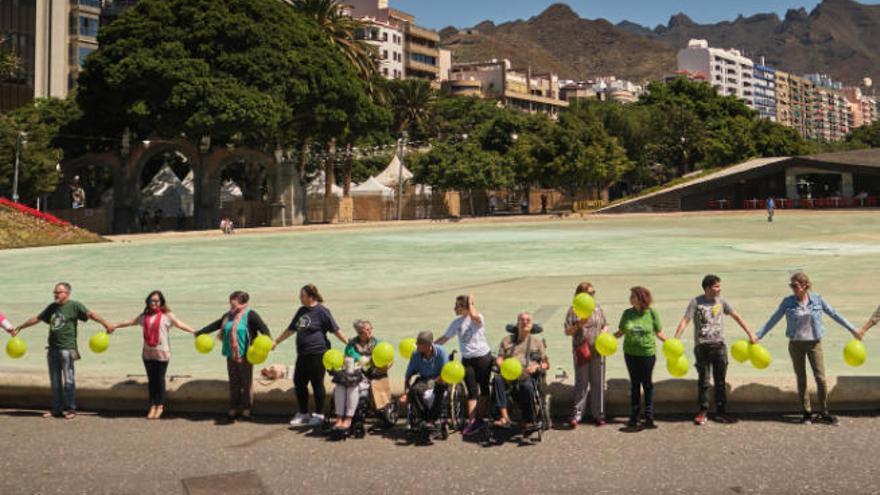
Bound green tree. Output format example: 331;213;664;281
0;101;66;202
847;120;880;148
389;79;436;138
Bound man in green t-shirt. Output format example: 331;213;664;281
14;282;113;419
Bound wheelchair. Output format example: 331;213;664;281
446;351;470;432
323;374;400;440
405;375;451;442
489;325;552;443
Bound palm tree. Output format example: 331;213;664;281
389;79;436;136
291;0;378;82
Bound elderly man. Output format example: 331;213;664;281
492;312;549;429
14;282;113;420
400;331;449;426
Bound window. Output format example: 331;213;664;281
78;15;99;38
382;68;389;76
410;53;436;65
382;32;388;41
381;50;388;60
77;46;96;67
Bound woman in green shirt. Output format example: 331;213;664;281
614;286;668;429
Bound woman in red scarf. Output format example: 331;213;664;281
112;291;195;419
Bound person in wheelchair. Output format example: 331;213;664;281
492;312;550;431
328;320;394;434
400;331;450;429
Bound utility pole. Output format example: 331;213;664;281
396;131;407;221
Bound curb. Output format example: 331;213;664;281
2;374;879;417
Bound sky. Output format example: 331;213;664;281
391;0;880;30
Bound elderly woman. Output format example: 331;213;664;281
564;282;609;429
614;286;668;429
329;320;392;431
757;272;857;425
195;291;271;421
111;290;195;419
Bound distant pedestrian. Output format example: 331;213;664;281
111;291;195;419
153;208;164;232
12;282;114;420
541;193;548;214
488;195;497;215
767;197;776;222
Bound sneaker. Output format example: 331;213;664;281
801;412;813;425
569;418;578;429
714;412;735;424
818;414;839;426
289;413;309;426
643;418;657;429
595;417;606;427
694;411;708;425
307;414;324;426
626;416;639;428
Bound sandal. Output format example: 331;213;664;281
154;406;164;419
63;411;76;420
43;411;57;419
493;418;512;428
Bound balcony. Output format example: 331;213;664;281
405;41;438;58
71;0;102;12
405;59;439;75
406;24;440;43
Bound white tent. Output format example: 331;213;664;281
374;154;413;187
306;171;343;197
220;179;244;204
351;176;394;197
141;165;194;216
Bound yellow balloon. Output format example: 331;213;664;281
749;343;772;370
662;338;685;360
89;332;110;354
6;336;27;359
372;342;395;368
667;355;689;377
195;334;215;354
322;348;344;371
441;361;465;384
247;346;268;365
730;340;750;363
595;332;618;357
398;338;417;360
844;339;867;367
500;357;523;381
252;334;273;354
572;293;596;319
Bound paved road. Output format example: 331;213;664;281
2;410;879;494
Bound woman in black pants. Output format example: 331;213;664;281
273;284;347;427
614;286;667;429
112;290;195;419
435;294;493;436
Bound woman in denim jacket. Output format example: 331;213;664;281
756;272;857;425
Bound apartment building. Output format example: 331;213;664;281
444;59;568;116
559;76;644;104
752;62;777;121
352;19;405;80
677;39;754;106
344;0;444;82
840;87;877;130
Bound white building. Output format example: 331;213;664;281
677;39;755;106
354;18;405;80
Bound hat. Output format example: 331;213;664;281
416;331;433;346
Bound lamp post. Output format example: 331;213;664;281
12;131;27;203
396;131;407;221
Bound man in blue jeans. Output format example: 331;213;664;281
14;282;113;420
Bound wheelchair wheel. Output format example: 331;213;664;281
449;383;468;431
380;402;399;427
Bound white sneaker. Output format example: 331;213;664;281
289;413;309;426
307;414;324;426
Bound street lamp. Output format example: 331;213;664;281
12;131;27;203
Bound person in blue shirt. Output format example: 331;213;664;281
400;331;449;426
756;271;857;425
766;197;776;222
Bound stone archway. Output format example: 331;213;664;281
199;148;283;230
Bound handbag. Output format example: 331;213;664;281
575;338;591;365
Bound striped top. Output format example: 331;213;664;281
138;313;174;362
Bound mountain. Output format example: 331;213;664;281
620;0;880;85
440;0;880;85
439;3;675;82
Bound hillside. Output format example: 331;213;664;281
441;0;880;85
0;199;105;249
